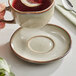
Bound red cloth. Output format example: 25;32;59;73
0;3;6;29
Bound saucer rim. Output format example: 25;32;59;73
10;24;72;64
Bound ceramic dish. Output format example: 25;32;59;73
10;24;71;64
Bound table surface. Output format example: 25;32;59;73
0;0;76;76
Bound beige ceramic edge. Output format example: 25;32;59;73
8;0;55;28
27;35;55;54
10;24;72;64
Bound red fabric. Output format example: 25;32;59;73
0;10;5;29
0;3;6;29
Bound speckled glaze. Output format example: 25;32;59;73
8;0;55;28
10;24;71;64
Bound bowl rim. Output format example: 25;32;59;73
8;0;54;14
10;24;72;64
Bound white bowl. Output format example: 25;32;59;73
10;24;71;64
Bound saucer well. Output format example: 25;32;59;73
10;24;71;64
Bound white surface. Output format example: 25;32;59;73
0;0;76;76
55;0;76;25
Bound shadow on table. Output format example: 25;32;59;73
0;42;63;76
54;8;76;35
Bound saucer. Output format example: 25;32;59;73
10;24;71;64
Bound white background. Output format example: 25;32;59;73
0;0;76;76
